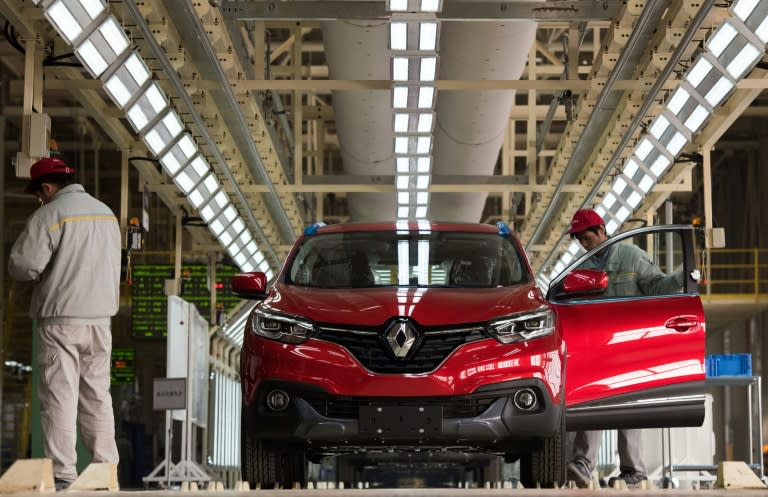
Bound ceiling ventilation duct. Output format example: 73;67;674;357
322;15;536;222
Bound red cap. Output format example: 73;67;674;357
25;157;76;193
567;209;605;235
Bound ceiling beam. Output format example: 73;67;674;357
220;1;622;22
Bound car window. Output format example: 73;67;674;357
558;230;686;301
286;231;529;288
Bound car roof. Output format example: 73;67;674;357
310;221;502;235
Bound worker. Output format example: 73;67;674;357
8;157;121;490
564;208;683;487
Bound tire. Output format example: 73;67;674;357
241;427;307;489
519;412;566;488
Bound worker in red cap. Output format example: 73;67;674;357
565;208;684;488
8;157;121;490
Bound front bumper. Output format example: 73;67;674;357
243;378;561;449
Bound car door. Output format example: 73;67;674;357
546;225;706;431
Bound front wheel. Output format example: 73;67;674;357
241;428;307;489
519;413;566;488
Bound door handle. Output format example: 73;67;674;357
665;315;700;332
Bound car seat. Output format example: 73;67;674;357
449;256;493;286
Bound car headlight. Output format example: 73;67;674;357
250;309;315;344
488;309;554;344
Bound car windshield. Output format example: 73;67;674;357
286;231;529;288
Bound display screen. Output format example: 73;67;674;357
131;264;242;338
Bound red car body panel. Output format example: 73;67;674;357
554;295;705;406
242;331;564;402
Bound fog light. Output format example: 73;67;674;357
266;389;290;411
513;388;537;411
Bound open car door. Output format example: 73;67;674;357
547;225;706;430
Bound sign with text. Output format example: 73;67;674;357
152;377;187;410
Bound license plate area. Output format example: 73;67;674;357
359;406;442;438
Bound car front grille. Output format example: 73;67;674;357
302;394;498;420
314;322;486;374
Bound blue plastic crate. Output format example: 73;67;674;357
705;353;752;377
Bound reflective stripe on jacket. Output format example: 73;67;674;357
8;184;121;322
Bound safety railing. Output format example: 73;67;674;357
701;248;768;301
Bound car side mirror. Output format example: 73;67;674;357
232;272;268;300
560;269;608;296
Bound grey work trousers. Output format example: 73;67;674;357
572;429;646;475
37;323;120;482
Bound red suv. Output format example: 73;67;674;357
233;221;705;488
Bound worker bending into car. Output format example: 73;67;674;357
565;209;683;488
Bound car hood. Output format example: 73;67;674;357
262;282;545;327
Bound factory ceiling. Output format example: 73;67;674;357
1;0;767;278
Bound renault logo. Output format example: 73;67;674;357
385;320;417;358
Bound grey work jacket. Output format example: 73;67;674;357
581;242;683;297
8;184;121;324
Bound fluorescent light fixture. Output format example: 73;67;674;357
706;19;763;79
683;105;709;132
638;175;654;193
398;206;409;218
416;175;429;189
126;83;168;133
568;241;581;255
397;175;409;189
395;136;409;154
603;192;617;208
103;52;150;109
389;0;408;10
188;172;218;209
418;86;434;108
420;57;437;81
649;114;671;139
615;206;631;223
594;205;607;219
240;261;254;272
605;219;619;234
707;21;738;57
174;156;210;194
417;136;431;154
704;76;735;107
394;113;409;132
665;131;688;156
686;54;736;107
393;86;408;108
732;0;768;43
419;23;437;50
415;206;427;218
391;23;407;50
421;0;441;12
417;156;431;172
623;157;639;178
398;192;409;205
142;112;184;156
396;157;410;173
417;113;433;132
417;192;428;204
650;154;672;177
173;169;196;195
626;191;643;208
75;16;129;78
160;134;197;176
612;176;627;196
634;137;654;161
393;57;409;81
44;0;107;44
666;86;690;115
